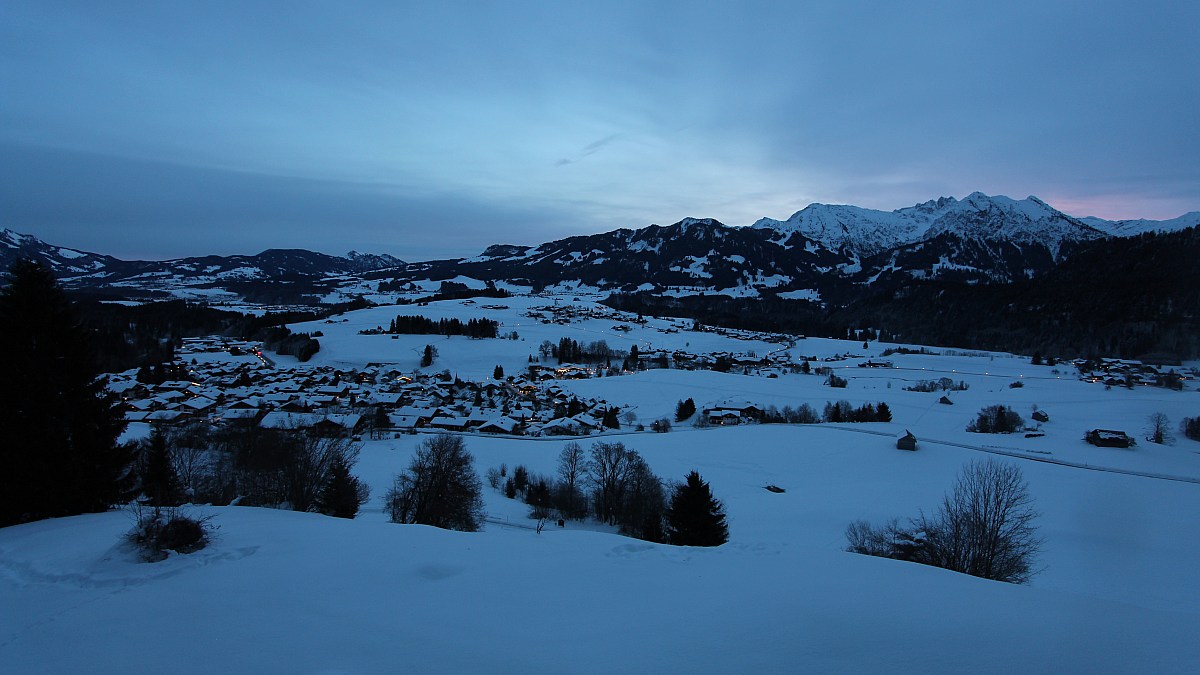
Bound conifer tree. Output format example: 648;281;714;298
665;471;729;546
0;258;133;526
318;453;369;518
140;428;181;506
876;401;893;422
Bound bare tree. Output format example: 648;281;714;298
558;441;587;488
1146;412;1173;445
386;434;484;531
846;459;1042;584
164;423;212;499
915;459;1042;584
587;441;633;526
618;454;666;541
285;433;359;513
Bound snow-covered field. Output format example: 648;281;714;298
4;296;1200;672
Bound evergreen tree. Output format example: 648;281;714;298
0;258;133;526
665;471;729;546
675;398;696;422
420;344;437;367
493;364;504;380
140;428;181;506
318;453;369;519
602;407;620;429
875;401;893;422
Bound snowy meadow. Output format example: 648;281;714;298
3;294;1199;673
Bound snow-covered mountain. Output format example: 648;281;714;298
753;192;1106;260
4;192;1196;304
1080;211;1200;237
0;228;405;293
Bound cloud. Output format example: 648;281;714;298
555;134;622;168
0;143;574;261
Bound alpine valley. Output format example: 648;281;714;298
5;192;1199;359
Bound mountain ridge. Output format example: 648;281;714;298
3;193;1197;303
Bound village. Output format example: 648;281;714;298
108;302;813;443
110;336;639;439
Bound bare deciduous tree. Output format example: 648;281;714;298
587;441;633;526
846;459;1042;584
915;459;1042;583
285;433;359;513
1146;412;1173;445
386;434;484;531
558;442;587;488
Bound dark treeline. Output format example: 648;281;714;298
367;315;500;339
606;227;1200;360
72;299;325;371
547;336;616;364
385;279;512;303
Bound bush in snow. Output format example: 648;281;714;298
126;506;216;562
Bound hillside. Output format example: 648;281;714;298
4;294;1200;671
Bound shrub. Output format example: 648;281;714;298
126;506;216;562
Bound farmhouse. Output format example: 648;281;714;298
1086;429;1133;448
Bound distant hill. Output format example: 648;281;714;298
0;228;404;299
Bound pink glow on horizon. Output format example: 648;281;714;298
1042;194;1195;221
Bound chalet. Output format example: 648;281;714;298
465;411;492;429
311;414;363;437
360;392;403;408
146;409;188;425
568;414;601;433
279;399;313;413
1031;410;1050;423
124;399;155;413
707;409;743;426
896;431;918;451
706;403;763;424
221;407;264;424
938;395;954;405
179;396;217;414
429;416;470;432
393;406;440;427
539;417;586;436
478;416;523;435
310;395;341;408
317;385;350;397
124;410;151;423
228;397;266;410
1086;429;1133;448
261;411;320;431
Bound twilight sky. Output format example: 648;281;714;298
2;1;1197;262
